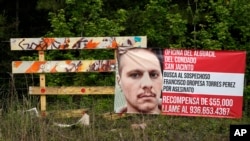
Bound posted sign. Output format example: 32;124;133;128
162;49;246;118
114;48;246;118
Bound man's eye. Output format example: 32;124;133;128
150;72;159;79
129;73;141;78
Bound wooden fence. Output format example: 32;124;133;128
11;36;147;117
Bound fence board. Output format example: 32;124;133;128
48;108;88;118
10;36;147;50
102;112;128;120
29;86;115;95
12;60;115;74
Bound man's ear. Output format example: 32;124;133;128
116;75;121;86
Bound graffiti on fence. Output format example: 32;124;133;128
10;36;147;50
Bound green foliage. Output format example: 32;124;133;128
138;0;187;47
47;9;75;37
166;11;187;48
36;0;65;11
45;0;126;37
183;0;250;51
20;53;39;61
244;86;250;101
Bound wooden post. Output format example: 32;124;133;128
39;51;46;116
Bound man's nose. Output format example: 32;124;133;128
140;74;153;89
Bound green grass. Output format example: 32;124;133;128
1;97;250;141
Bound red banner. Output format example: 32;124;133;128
162;49;246;118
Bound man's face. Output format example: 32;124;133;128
118;49;163;113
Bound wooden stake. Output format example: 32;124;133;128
39;51;46;116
